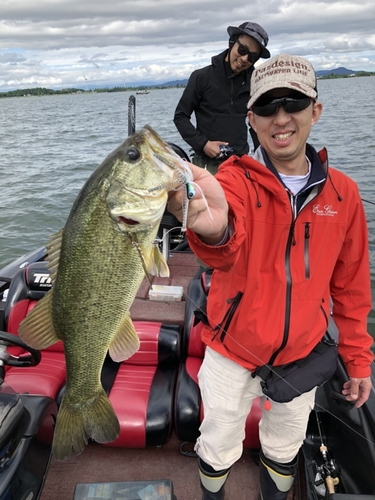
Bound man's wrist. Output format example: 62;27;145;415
199;226;228;246
198;216;233;246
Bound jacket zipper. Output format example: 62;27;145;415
230;78;234;107
211;291;243;342
320;301;329;328
269;192;301;365
268;217;294;365
304;222;310;279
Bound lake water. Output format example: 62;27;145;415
0;78;374;337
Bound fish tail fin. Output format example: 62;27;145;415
52;388;119;460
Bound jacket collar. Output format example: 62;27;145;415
212;49;254;80
257;143;327;191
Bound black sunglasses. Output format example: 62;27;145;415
236;41;259;64
251;96;312;117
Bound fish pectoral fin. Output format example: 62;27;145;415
18;291;62;349
108;315;140;362
147;245;170;277
132;236;169;279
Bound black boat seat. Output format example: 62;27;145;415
105;321;181;448
174;268;262;448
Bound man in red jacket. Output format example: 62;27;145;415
168;53;374;500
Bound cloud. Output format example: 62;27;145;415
0;52;27;64
1;0;375;90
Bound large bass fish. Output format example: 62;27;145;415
18;125;192;460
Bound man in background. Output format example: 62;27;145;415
173;22;270;173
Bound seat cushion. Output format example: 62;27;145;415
107;363;177;447
126;321;181;366
104;321;181;448
5;297;66;397
6;351;66;399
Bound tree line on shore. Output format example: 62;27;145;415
1;72;374;99
0;84;185;99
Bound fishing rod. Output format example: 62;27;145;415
312;412;340;497
362;198;375;206
128;94;136;136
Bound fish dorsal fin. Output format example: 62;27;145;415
18;291;62;349
108;314;140;362
46;228;64;283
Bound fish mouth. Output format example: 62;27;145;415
111;191;166;231
115;214;154;233
108;182;167;222
118;216;140;226
115;213;150;230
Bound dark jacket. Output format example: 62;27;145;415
173;50;254;158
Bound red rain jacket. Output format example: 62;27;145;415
187;146;374;378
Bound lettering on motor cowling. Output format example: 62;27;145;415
33;273;52;286
312;204;338;217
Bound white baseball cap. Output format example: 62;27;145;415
248;54;318;109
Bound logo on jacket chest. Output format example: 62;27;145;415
312;204;338;217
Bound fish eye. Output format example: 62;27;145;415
126;147;140;161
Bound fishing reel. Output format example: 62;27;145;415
217;145;234;159
312;412;341;498
313;446;340;497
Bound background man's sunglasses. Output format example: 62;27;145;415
236;41;259;64
251;97;312;117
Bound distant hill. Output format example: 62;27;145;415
315;67;357;77
161;68;361;85
154;79;188;87
161;68;360;84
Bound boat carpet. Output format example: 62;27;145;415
39;433;261;500
129;251;200;326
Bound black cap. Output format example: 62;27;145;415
227;22;270;59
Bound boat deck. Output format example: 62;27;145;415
129;251;200;326
39;435;261;500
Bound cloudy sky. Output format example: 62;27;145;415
1;0;374;91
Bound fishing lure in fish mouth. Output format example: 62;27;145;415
151;151;212;232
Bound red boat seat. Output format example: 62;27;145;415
4;263;182;449
106;320;181;448
3;262;66;402
174;269;261;449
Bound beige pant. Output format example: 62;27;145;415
195;347;316;470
